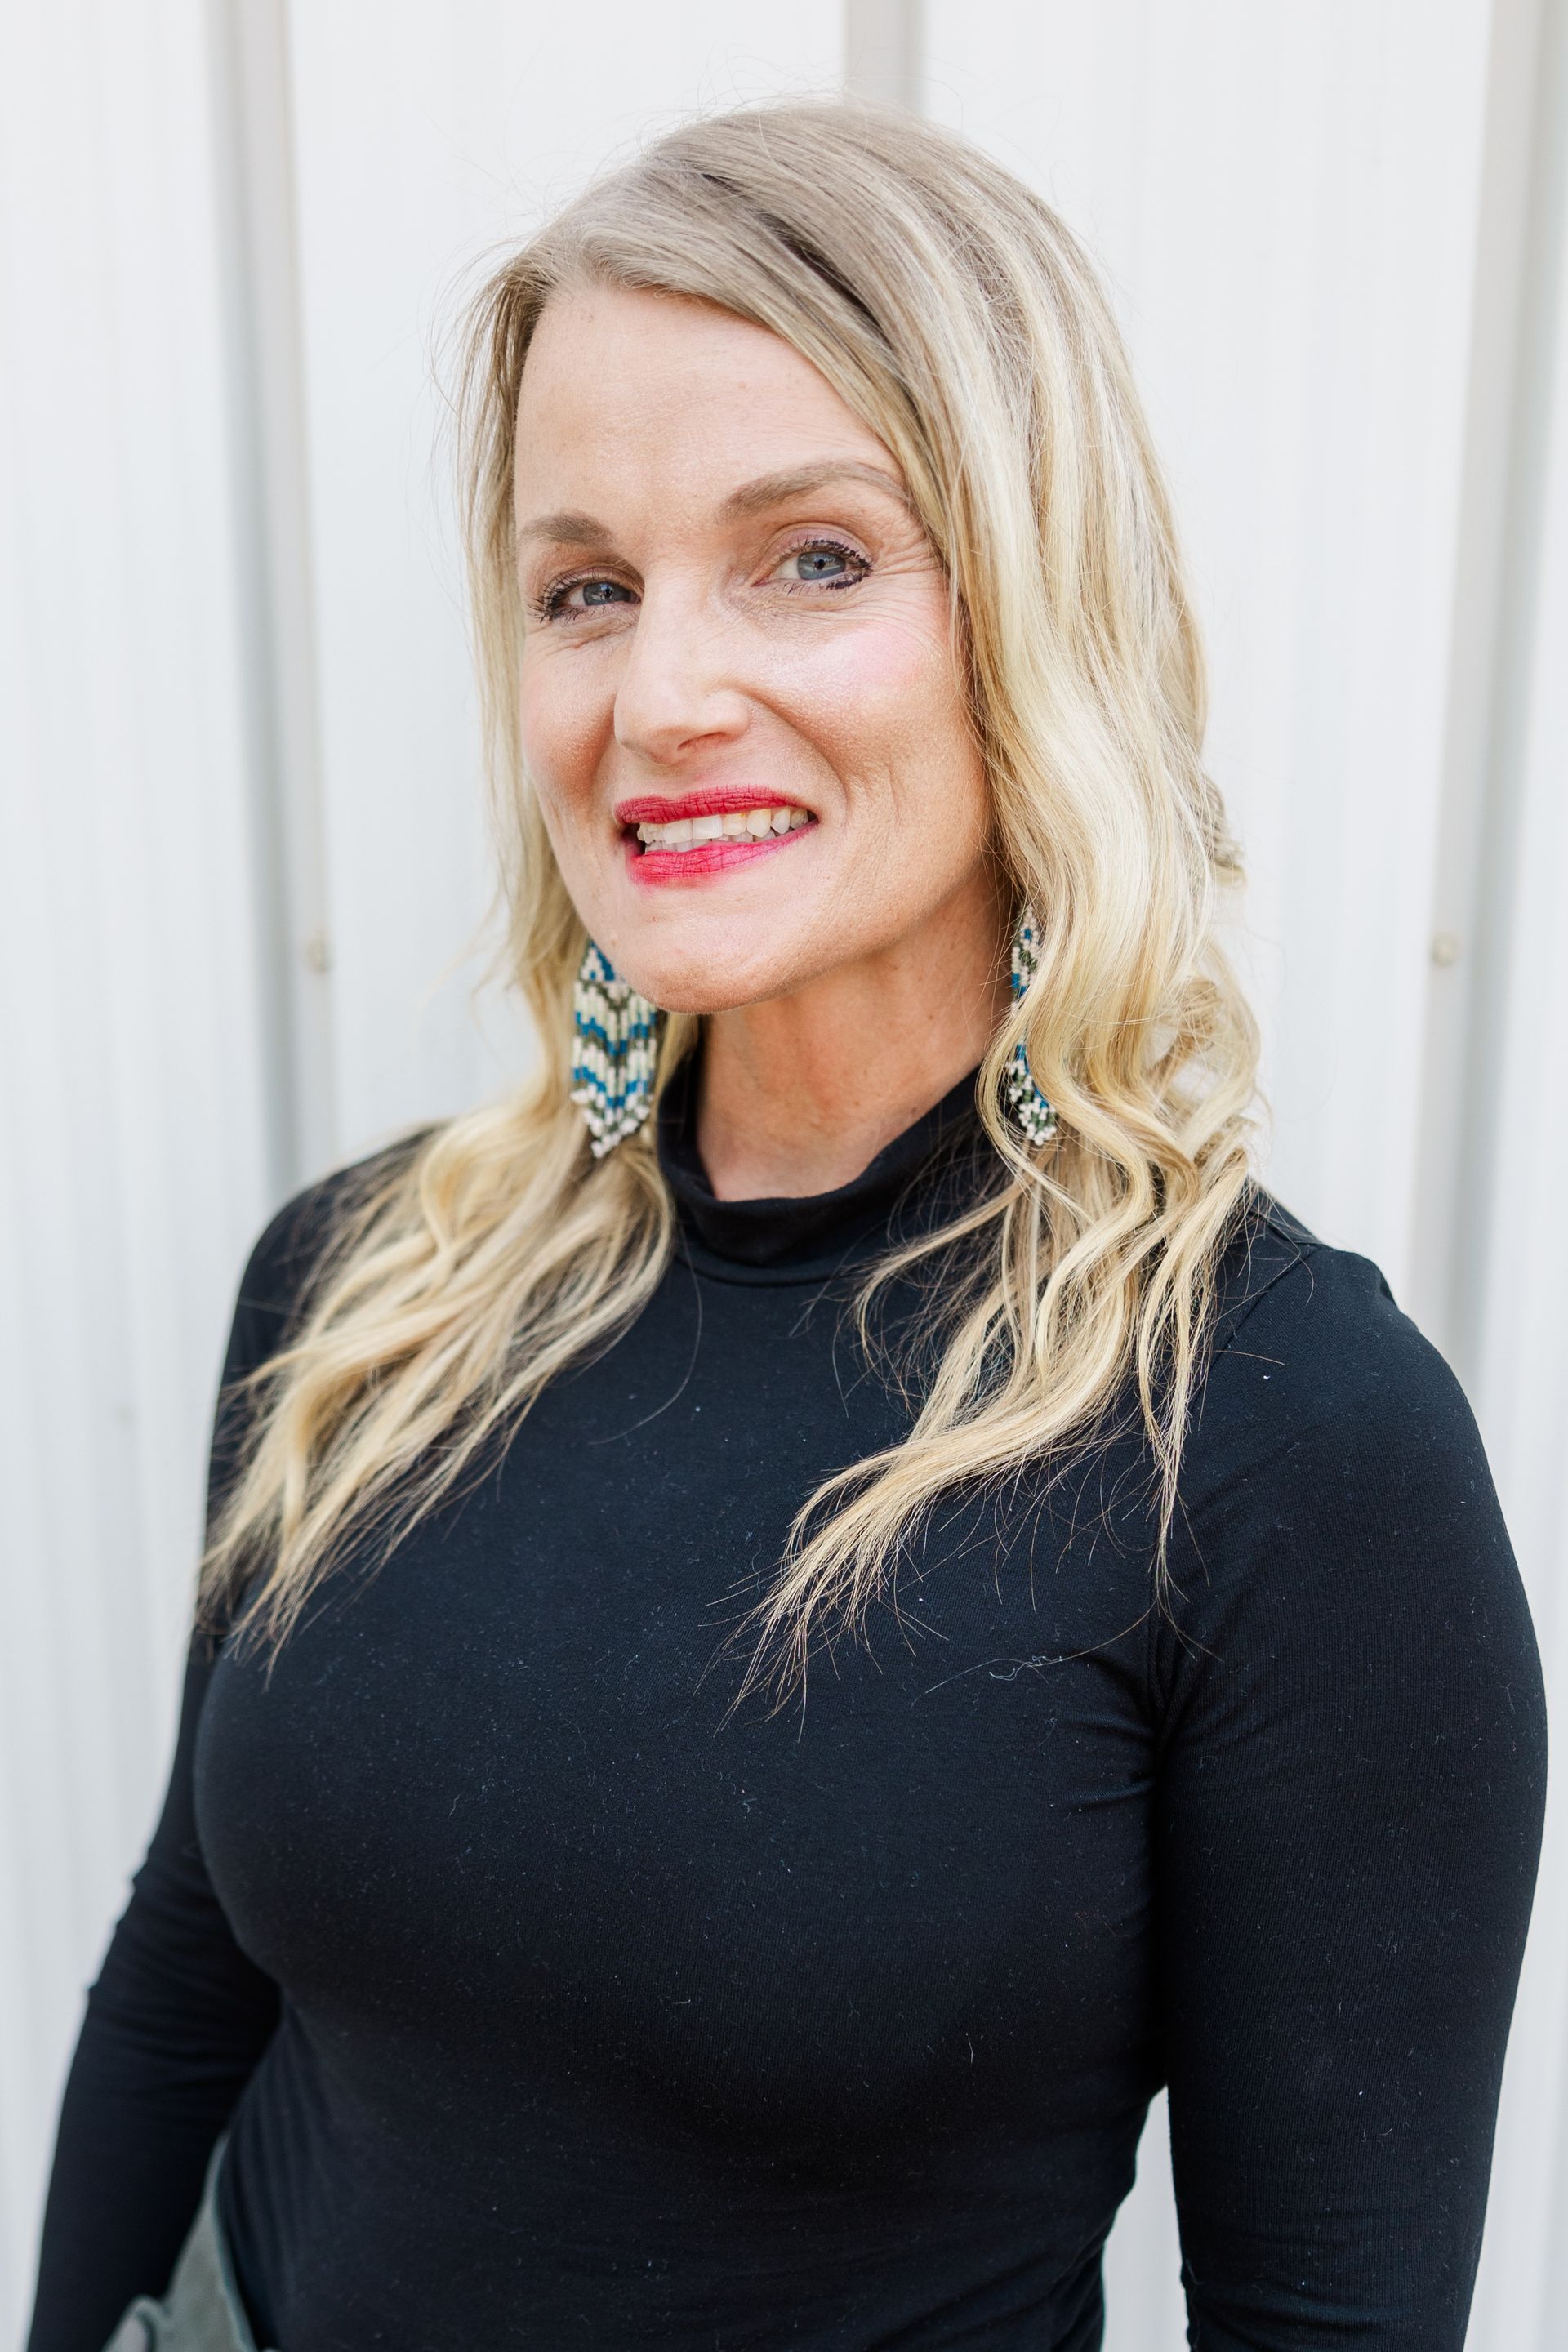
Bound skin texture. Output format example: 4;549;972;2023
513;286;1007;1199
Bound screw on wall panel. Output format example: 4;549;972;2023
1429;932;1463;967
301;930;332;975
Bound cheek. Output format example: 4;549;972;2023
518;649;610;815
792;610;982;831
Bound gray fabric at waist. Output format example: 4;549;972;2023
101;2139;274;2352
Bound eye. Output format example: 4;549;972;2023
535;573;637;621
773;538;870;591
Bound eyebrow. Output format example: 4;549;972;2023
515;461;914;550
515;510;614;549
718;461;914;519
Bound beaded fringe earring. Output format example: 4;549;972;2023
570;916;1054;1160
570;941;663;1157
1004;905;1059;1147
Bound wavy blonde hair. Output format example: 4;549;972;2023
200;100;1260;1702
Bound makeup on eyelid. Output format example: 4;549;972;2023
529;534;871;624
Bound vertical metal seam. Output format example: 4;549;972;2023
205;0;336;1199
843;0;924;112
1444;0;1568;1387
1407;0;1544;1361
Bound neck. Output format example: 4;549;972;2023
696;879;1009;1200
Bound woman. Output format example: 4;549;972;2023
29;101;1546;2352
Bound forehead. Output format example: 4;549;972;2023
512;284;896;517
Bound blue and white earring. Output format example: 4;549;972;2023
1004;905;1059;1147
570;940;663;1157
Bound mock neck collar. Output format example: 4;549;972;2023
655;1053;999;1281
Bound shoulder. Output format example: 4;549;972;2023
1198;1181;1472;1469
223;1125;435;1384
1157;1184;1545;1843
1173;1183;1526;1631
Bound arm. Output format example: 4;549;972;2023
1154;1251;1548;2349
25;1174;349;2352
25;1639;281;2352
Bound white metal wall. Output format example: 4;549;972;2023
0;0;274;2325
2;3;1565;2344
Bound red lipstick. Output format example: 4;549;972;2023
612;786;811;826
625;828;813;887
613;783;817;886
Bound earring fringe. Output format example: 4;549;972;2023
1004;906;1059;1147
571;942;662;1156
571;918;1053;1160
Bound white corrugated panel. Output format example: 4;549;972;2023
1465;15;1568;2323
0;1;272;2332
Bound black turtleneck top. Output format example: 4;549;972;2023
29;1070;1547;2351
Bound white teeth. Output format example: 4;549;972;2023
631;804;813;853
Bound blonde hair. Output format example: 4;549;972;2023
200;100;1260;1702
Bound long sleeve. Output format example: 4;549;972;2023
1154;1248;1548;2348
25;1639;281;2352
25;1178;345;2352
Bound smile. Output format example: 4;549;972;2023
632;804;812;853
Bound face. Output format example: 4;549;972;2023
512;284;996;1015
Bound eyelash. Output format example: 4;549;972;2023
529;535;872;624
531;574;629;624
776;534;871;593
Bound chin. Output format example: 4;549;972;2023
617;933;805;1018
638;963;788;1018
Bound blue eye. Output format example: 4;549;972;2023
535;573;637;621
780;540;868;590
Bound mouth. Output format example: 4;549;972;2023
613;790;817;884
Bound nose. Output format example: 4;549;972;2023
612;578;750;767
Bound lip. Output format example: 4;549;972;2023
612;786;814;826
625;827;813;887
